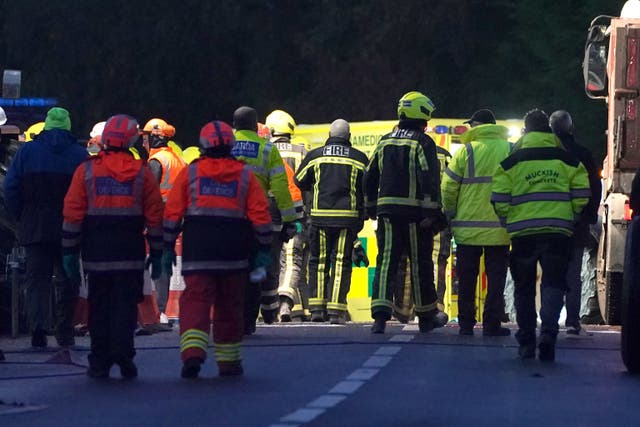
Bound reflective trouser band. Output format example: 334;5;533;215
327;302;348;311
214;342;241;362
181;329;208;353
451;220;502;228
414;302;438;314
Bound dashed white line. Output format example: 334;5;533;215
280;408;326;423
374;345;402;356
363;355;392;368
328;380;365;394
389;334;414;342
307;394;347;408
346;368;379;381
274;333;412;426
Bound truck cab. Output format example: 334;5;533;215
584;16;640;324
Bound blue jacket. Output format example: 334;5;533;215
3;129;87;245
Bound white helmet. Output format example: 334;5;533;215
89;121;106;138
0;107;6;126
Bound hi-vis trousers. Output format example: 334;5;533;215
372;217;438;320
180;272;245;366
307;225;356;317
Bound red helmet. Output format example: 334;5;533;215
199;121;235;149
102;115;140;149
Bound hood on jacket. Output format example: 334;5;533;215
36;129;79;154
513;131;564;151
460;123;509;144
96;150;143;182
198;157;245;182
325;136;352;146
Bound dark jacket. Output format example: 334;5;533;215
364;124;441;220
3;129;87;245
556;132;601;246
294;136;368;229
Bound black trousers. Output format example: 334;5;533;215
371;217;438;319
24;243;77;340
87;272;142;369
510;234;571;345
456;244;509;329
307;225;356;316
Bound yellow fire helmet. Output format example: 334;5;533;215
397;91;436;121
265;110;296;136
25;121;45;142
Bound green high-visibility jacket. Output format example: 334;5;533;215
441;124;511;245
490;131;590;238
232;130;298;223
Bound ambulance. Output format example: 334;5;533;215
296;118;523;322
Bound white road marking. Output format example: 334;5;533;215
389;334;414;342
272;331;414;426
307;395;347;408
363;355;392;368
346;368;379;381
328;380;365;394
374;345;402;356
280;408;326;423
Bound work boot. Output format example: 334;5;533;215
538;333;556;362
311;310;326;323
483;325;511;337
117;359;138;379
329;313;346;325
181;357;203;379
31;329;47;348
371;317;386;334
244;320;256;336
518;344;536;360
279;297;293;322
566;322;582;335
218;361;243;377
419;311;448;333
261;308;278;324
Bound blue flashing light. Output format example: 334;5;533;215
0;97;58;107
434;125;449;134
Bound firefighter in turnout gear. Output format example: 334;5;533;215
232;106;298;332
295;119;368;324
491;109;590;362
265;109;306;321
62;114;164;378
365;91;449;334
144;118;186;321
164;121;272;378
441;109;512;336
393;144;453;322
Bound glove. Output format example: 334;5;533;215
161;248;176;277
352;240;369;267
63;254;81;281
280;221;302;242
420;209;448;234
149;253;163;280
254;249;271;270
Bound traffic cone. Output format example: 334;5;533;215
137;269;161;328
165;235;184;321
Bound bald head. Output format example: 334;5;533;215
549;110;573;135
329;119;350;140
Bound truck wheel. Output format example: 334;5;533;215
598;272;622;325
622;217;640;373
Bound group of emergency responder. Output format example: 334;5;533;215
0;89;601;376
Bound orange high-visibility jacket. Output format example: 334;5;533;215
149;146;186;201
163;156;272;274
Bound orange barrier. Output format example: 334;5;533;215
165;236;185;320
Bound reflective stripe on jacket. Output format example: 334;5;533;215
490;131;590;238
62;151;163;272
295;136;368;228
441;124;511;245
364;126;441;219
163;157;272;274
148;146;186;201
232;130;298;222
